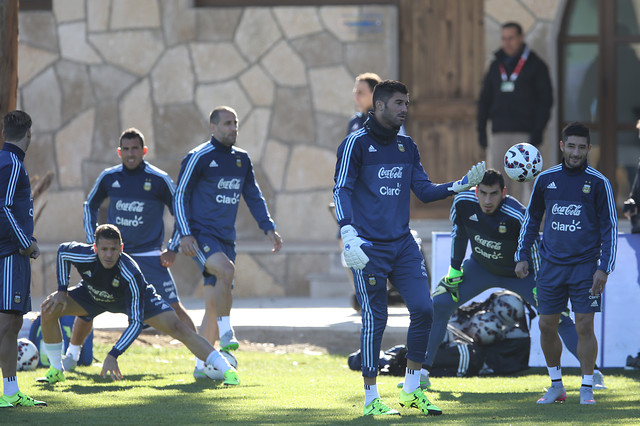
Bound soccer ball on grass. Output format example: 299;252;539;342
17;338;39;371
204;350;238;380
504;143;543;182
464;311;505;345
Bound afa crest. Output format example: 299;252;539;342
144;180;152;191
203;245;211;253
236;156;242;168
112;278;120;288
498;223;507;234
14;293;21;304
368;275;376;286
582;181;591;194
398;143;405;152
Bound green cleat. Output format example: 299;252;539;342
193;367;208;380
223;368;239;386
3;391;47;407
220;330;239;351
1;397;13;408
363;398;400;416
399;388;442;416
36;366;66;385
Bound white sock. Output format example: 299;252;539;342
3;376;19;396
364;384;379;406
66;343;82;361
547;365;562;386
44;342;64;371
217;316;231;336
403;367;420;393
594;368;601;375
195;357;205;370
208;351;231;372
421;368;430;377
582;375;594;387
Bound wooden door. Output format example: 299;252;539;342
398;0;485;218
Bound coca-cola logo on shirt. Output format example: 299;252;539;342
551;203;582;216
115;200;145;212
377;166;403;179
218;178;241;190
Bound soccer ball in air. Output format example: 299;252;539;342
17;338;40;371
204;350;238;380
504;143;543;182
464;311;505;345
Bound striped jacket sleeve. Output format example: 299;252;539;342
0;156;31;249
242;157;275;233
174;152;199;237
592;170;618;274
108;260;145;358
333;131;362;227
449;193;470;271
56;242;96;292
515;179;545;263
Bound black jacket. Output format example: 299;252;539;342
477;45;553;148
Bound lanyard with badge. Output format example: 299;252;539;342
498;46;530;92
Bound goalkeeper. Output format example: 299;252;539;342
419;169;604;389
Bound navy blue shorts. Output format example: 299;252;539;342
0;253;32;314
131;254;179;305
536;261;600;314
68;282;173;321
192;232;236;287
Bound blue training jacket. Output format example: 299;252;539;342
83;161;180;253
516;161;617;273
174;137;275;242
56;242;154;358
450;190;540;277
0;143;34;257
333;128;453;242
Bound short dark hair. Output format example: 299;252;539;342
356;72;381;93
119;127;144;148
562;122;591;145
3;110;32;141
502;22;523;35
94;224;122;245
372;80;408;111
479;169;505;190
209;106;237;124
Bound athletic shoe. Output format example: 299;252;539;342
396;372;431;390
3;391;47;407
580;386;596;405
62;355;78;372
593;370;606;390
223;368;239;386
363;398;400;416
0;397;13;408
36;367;65;384
625;353;640;370
399;388;442;415
193;367;208;379
220;330;239;351
536;385;566;404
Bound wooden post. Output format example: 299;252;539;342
0;0;19;145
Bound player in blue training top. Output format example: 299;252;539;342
36;224;239;386
174;106;283;377
417;169;605;389
0;110;46;408
334;80;485;417
516;122;617;405
61;128;197;372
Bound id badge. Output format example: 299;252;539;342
501;81;515;92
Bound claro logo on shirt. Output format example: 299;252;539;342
216;193;241;204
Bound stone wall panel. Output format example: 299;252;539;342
309;66;354;116
55;109;96;188
195;8;242;42
155;104;207;158
274;7;323;40
90;31;165;76
18;11;58;52
261;41;307;87
285;145;336;191
151;46;194;105
276;191;335;241
119;79;154;153
292;32;343;68
57;61;96;123
110;0;161;30
53;0;85;24
18;44;58;86
160;0;196;46
89;65;137;101
87;0;110;32
270;87;314;144
262;139;289;191
195;81;252;126
21;68;62;133
235;8;282;63
59;22;102;64
239;65;275;107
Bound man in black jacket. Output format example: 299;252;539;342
477;21;553;202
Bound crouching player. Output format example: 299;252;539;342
36;224;238;385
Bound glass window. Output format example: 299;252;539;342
617;0;640;35
617;130;640;203
566;0;599;36
617;44;640;123
562;43;599;123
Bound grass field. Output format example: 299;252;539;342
3;339;640;425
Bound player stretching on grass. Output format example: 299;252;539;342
516;122;617;405
415;169;605;389
334;79;485;416
62;127;197;371
36;224;238;386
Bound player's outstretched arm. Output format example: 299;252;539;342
101;354;123;381
180;235;198;257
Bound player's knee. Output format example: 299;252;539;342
538;317;558;335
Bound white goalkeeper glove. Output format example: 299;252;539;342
450;161;486;193
340;225;372;270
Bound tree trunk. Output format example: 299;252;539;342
0;0;19;145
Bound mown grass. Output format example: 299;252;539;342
4;341;640;425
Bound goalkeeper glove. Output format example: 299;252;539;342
432;266;463;302
450;161;486;193
340;225;372;270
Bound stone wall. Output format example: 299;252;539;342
17;0;398;298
